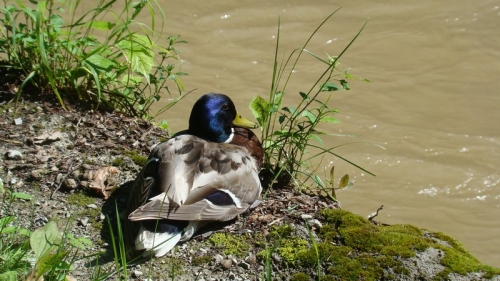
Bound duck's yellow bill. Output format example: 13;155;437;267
233;112;259;129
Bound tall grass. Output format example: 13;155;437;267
251;9;373;197
0;0;187;118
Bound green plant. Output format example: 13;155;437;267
0;0;187;118
0;189;32;280
250;9;373;195
1;182;93;281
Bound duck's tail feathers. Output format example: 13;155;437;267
135;225;182;257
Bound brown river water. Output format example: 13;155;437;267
86;0;500;265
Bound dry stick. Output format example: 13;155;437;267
368;205;384;222
0;137;24;145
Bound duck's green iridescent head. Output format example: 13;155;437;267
189;93;257;143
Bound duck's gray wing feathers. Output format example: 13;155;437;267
128;134;261;222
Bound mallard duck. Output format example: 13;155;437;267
125;93;263;258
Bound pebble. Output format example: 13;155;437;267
6;150;23;160
220;259;232;270
14;118;23;125
79;217;89;226
245;254;257;265
31;169;45;179
301;214;313;220
86;203;98;209
308;219;323;228
63;179;78;190
133;270;143;277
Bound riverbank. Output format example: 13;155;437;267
1;100;499;280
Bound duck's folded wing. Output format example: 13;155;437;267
128;194;250;222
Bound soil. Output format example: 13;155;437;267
1;99;499;281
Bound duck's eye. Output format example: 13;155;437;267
222;104;229;111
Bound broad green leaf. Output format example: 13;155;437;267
320;82;340;91
67;233;92;250
339;174;349;189
87;20;116;30
31;221;62;261
117;34;155;83
299;91;309;101
12;192;32;200
263;140;276;149
278;115;285;124
310;134;324;145
340;79;350;90
282;106;297;117
36;251;68;278
320;116;340;123
249;95;269;126
302;110;316;123
1;226;16;234
272;91;284;109
48;14;63;29
0;271;17;281
84;54;116;72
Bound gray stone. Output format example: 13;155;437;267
86;203;98;209
79;217;89;226
6;150;22;160
220;259;232;270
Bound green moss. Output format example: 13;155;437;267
192;255;212;266
323;210;429;258
123;150;147;166
290;272;311;281
268;224;294;240
151;257;184;278
320;209;368;227
111;157;125;167
318;209;500;279
67;193;95;207
209;233;250;257
277;238;310;265
427;231;500;278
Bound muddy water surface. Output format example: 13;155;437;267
90;0;500;265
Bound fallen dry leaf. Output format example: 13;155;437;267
34;131;64;144
88;166;120;199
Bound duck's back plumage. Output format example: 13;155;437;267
125;134;262;258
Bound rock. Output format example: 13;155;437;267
63;179;78;190
14;118;23;125
245;254;257;265
300;214;313;220
220;259;232;270
133;270;143;277
79;217;89;226
31;169;46;179
86;203;98;209
5;150;23;160
308;219;323;228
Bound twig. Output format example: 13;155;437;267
0;137;24;145
368;205;384;222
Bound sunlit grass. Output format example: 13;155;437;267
0;0;187;118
